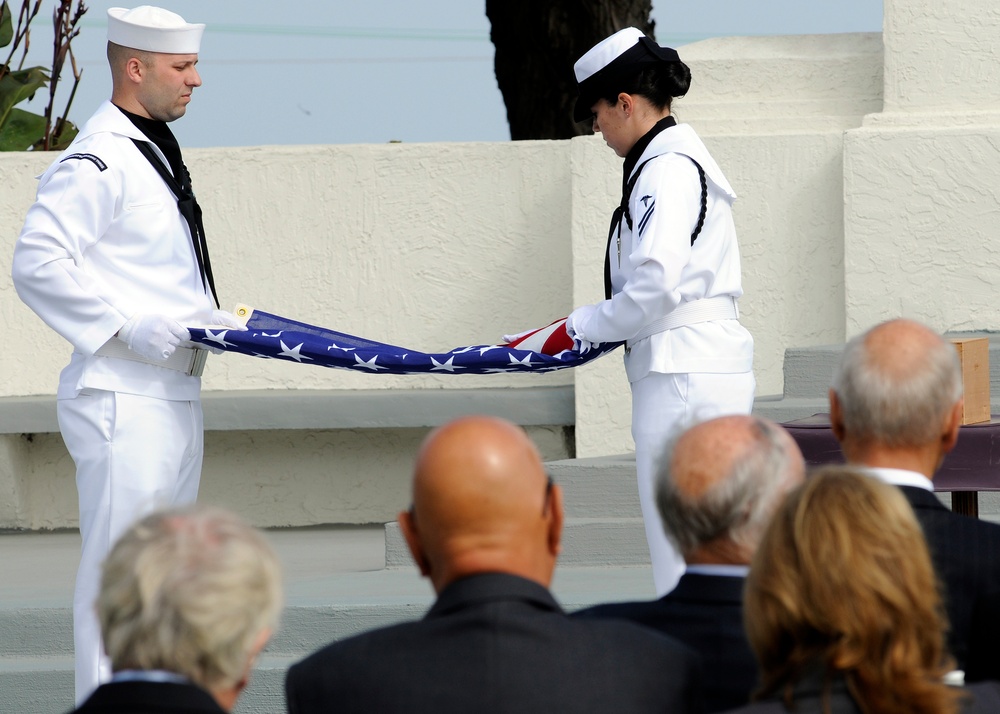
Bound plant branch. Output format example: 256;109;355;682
42;0;85;149
2;0;41;73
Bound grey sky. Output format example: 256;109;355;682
15;1;883;147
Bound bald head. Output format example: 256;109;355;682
399;417;562;592
830;319;963;456
656;415;805;564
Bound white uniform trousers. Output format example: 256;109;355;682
631;370;755;595
58;389;204;704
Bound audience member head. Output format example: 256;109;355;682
744;466;960;714
656;415;805;565
398;416;563;593
98;505;283;712
830;318;963;474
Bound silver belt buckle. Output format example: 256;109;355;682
188;349;208;377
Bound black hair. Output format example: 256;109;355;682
599;62;692;111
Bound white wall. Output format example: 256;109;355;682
843;0;1000;336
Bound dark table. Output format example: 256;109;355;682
782;414;1000;518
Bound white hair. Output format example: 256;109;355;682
656;417;802;557
98;505;283;692
831;326;963;448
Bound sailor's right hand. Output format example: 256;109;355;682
117;314;191;361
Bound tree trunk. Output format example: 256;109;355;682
486;0;654;140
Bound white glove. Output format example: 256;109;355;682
574;336;595;354
118;314;190;361
566;306;598;354
211;309;248;331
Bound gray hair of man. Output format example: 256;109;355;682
831;324;964;448
97;505;283;693
656;417;800;558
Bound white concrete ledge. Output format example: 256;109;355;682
0;386;575;435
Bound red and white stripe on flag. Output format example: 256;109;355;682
504;317;574;355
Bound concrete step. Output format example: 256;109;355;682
780;343;844;399
777;334;1000;405
546;454;640;518
752;395;829;423
385;516;651;569
0;657;73;714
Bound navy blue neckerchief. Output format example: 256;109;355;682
116;105;220;308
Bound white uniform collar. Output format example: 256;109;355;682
862;466;934;492
630;122;737;201
76;100;156;144
684;563;750;577
111;669;190;685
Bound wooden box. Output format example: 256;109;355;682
951;337;991;425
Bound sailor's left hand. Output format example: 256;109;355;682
211;309;248;331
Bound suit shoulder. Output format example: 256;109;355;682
289;619;423;676
964;681;1000;711
571;599;652;620
919;504;1000;545
566;612;698;661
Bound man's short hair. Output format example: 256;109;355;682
97;505;283;692
831;325;963;448
656;417;796;557
107;41;154;70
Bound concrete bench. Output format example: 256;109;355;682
0;386;576;435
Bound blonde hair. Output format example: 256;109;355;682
744;467;961;714
97;505;283;692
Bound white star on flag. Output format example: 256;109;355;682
354;354;387;371
430;356;464;372
277;340;311;362
202;329;237;349
508;353;534;367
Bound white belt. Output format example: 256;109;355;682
94;338;208;377
627;296;739;349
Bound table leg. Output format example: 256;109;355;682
951;492;979;518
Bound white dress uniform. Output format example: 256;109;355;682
11;96;215;701
568;121;755;595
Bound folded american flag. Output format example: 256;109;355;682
187;307;620;375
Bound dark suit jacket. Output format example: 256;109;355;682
719;674;861;714
68;680;226;714
719;678;1000;714
574;572;755;712
286;572;704;714
900;486;1000;680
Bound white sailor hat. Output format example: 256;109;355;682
573;27;680;122
107;6;204;54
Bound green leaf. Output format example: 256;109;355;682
46;119;78;151
0;107;46;150
0;2;12;49
0;66;49;130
